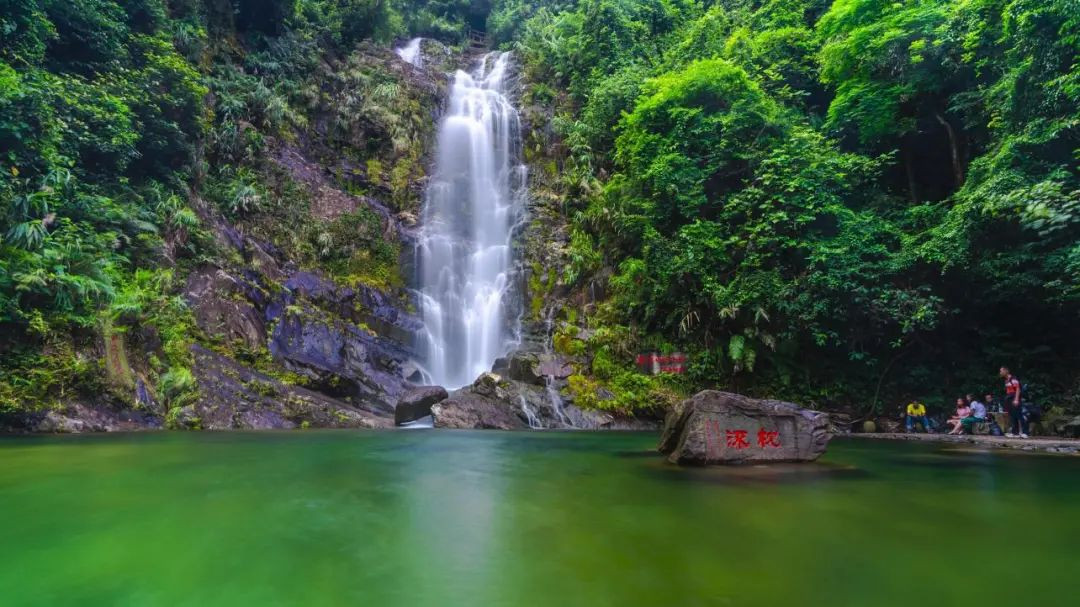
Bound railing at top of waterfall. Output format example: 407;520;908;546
466;29;487;50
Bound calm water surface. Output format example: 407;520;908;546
1;431;1077;606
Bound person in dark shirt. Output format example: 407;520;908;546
999;366;1028;438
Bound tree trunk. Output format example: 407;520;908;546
934;112;964;189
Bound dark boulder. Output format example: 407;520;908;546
431;391;528;430
395;385;448;425
431;373;528;430
658;391;831;465
506;351;543;385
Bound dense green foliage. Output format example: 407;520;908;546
515;0;1080;411
0;0;487;411
1;0;1077;417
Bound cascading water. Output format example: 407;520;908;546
416;52;526;389
396;38;423;67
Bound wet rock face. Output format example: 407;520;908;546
188;345;392;430
184;267;267;351
395;385;448;425
658;391;831;465
268;311;410;413
184;263;421;422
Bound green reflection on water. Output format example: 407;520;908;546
0;431;1076;607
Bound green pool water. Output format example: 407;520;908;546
1;430;1077;607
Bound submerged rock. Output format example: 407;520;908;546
658;391;831;465
395;385;448;425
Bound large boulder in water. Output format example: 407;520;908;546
395;385;448;425
658;391;831;465
431;392;528;430
431;373;529;430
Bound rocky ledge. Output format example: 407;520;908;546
173;345;393;430
849;432;1080;455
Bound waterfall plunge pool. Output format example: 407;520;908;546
1;431;1077;606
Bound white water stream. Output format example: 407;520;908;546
396;37;423;67
415;52;526;389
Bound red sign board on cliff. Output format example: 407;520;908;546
635;352;687;375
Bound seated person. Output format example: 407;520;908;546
947;397;971;435
960;394;988;434
905;401;931;433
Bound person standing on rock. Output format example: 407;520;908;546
1000;366;1028;438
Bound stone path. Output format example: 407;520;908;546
848;432;1080;455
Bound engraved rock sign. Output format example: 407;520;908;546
658;391;831;464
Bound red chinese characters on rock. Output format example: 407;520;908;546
757;428;781;448
725;429;750;449
704;422;783;453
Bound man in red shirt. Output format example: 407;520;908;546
999;366;1028;438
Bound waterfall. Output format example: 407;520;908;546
541;303;573;427
416;52;526;389
396;38;423;67
518;395;542;429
